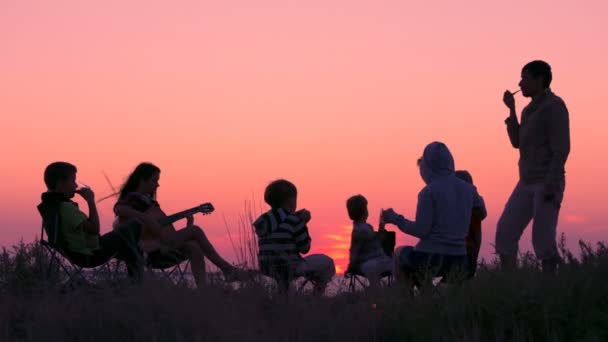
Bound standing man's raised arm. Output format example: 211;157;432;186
503;90;520;148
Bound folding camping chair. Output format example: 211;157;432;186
257;260;319;294
296;272;327;294
344;265;393;292
344;227;396;292
36;200;121;288
146;249;192;287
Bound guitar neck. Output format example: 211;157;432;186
158;206;201;226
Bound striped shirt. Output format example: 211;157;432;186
253;208;311;265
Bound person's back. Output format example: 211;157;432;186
349;222;385;268
253;179;335;294
40;191;98;255
254;207;310;273
383;142;474;284
416;176;474;255
346;194;393;288
405;142;475;256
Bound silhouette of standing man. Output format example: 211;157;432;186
496;60;570;274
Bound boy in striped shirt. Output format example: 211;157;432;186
254;179;335;294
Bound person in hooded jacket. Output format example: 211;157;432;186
383;142;481;285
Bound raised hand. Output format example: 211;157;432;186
382;208;400;224
186;215;194;226
76;187;95;203
296;209;311;223
503;90;516;111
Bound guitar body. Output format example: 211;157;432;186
113;207;167;252
140;206;174;251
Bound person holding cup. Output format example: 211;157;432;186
382;142;480;286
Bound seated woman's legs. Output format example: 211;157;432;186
162;225;237;276
179;241;206;287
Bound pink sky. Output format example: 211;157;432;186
1;1;607;273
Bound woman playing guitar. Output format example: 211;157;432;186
113;163;246;286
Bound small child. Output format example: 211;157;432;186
346;194;393;288
253;179;335;294
455;170;487;278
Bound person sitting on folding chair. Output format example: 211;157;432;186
382;142;481;288
38;162;144;282
253;179;335;295
346;195;393;290
113;163;246;288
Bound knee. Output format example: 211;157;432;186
316;255;336;280
187;225;205;237
322;254;335;268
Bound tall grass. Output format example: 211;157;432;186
1;233;607;341
223;199;261;270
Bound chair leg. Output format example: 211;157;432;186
297;279;309;293
174;263;186;287
40;247;60;287
151;262;192;288
349;276;356;292
177;260;191;287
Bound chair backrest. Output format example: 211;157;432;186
378;230;396;257
37;197;66;249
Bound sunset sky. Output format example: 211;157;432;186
1;1;606;273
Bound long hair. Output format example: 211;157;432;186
118;163;161;201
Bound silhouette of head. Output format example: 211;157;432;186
519;60;552;98
346;194;368;222
264;179;297;212
119;163;161;200
418;142;455;184
455;170;474;184
44;162;78;197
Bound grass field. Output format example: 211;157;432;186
0;237;607;341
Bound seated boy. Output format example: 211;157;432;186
455;170;488;278
38;162;143;279
346;195;393;288
253;179;335;294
